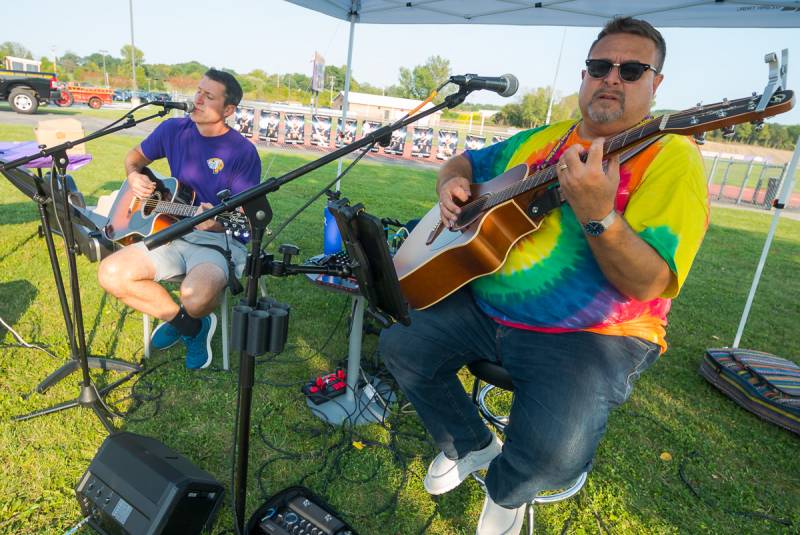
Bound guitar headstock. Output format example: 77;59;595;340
218;211;251;240
660;90;795;136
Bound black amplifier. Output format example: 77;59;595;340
76;432;224;535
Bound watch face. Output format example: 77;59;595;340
584;221;605;237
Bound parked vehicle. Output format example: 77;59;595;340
0;68;62;114
55;83;114;109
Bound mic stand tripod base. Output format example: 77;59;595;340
32;356;141;395
13;378;128;434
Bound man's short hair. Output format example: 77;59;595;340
204;68;243;107
589;17;666;73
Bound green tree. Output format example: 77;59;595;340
0;41;33;65
494;87;550;128
551;92;581;122
120;44;145;65
398;55;452;101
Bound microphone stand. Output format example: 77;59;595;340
142;87;471;533
0;107;170;431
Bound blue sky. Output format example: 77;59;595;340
6;0;799;124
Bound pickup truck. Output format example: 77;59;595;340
0;69;62;114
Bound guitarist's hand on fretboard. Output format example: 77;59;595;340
557;139;620;224
194;202;225;232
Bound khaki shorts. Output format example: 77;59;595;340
133;230;248;282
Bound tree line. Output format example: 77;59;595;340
1;41;795;150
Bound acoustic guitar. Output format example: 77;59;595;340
393;90;795;310
103;167;249;246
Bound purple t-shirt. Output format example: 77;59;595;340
140;117;260;205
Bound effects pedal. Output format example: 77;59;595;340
302;369;348;405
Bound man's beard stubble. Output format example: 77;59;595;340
587;89;625;123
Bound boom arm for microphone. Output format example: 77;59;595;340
449;73;519;98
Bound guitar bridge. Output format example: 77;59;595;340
425;219;445;246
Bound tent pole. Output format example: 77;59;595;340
732;135;800;348
545;28;567;126
335;9;357;192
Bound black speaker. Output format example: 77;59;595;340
76;432;224;535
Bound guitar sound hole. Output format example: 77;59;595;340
141;191;162;216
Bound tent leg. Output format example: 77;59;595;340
732;135;800;348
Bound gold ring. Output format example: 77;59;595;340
558;163;569;172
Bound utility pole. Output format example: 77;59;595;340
99;49;109;87
129;0;139;105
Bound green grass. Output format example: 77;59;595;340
1;118;799;534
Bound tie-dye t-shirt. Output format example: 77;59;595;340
464;120;709;352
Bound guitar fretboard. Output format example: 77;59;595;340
152;201;199;218
457;119;663;225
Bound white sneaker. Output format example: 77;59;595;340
423;434;503;495
475;494;526;535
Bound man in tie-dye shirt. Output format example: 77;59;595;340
381;17;708;534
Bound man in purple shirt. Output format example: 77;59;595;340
98;69;261;369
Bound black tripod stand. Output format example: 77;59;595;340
0;107;170;431
143;86;471;533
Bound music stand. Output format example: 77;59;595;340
299;198;410;426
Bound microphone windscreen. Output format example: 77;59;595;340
500;74;519;98
184;101;195;113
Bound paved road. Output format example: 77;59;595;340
0;104;161;138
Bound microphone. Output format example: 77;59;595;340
152;101;195;112
449;74;519;98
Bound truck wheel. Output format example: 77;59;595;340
88;97;103;109
55;90;74;107
9;87;39;114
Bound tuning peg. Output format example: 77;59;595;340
721;125;736;139
693;132;706;145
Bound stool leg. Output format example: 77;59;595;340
143;313;151;359
471;377;481;405
221;292;229;371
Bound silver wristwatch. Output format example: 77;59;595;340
583;209;617;237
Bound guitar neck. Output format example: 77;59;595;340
150;199;199;218
484;119;663;211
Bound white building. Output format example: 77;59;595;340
332;91;441;126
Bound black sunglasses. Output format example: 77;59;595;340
585;59;656;82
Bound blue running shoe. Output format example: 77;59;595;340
150;321;181;351
183;313;217;370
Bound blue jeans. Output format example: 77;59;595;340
379;288;660;508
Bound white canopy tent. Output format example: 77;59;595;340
287;0;800;27
286;0;800;348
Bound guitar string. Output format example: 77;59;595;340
456;93;770;224
128;197;242;221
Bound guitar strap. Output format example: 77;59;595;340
527;133;666;219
